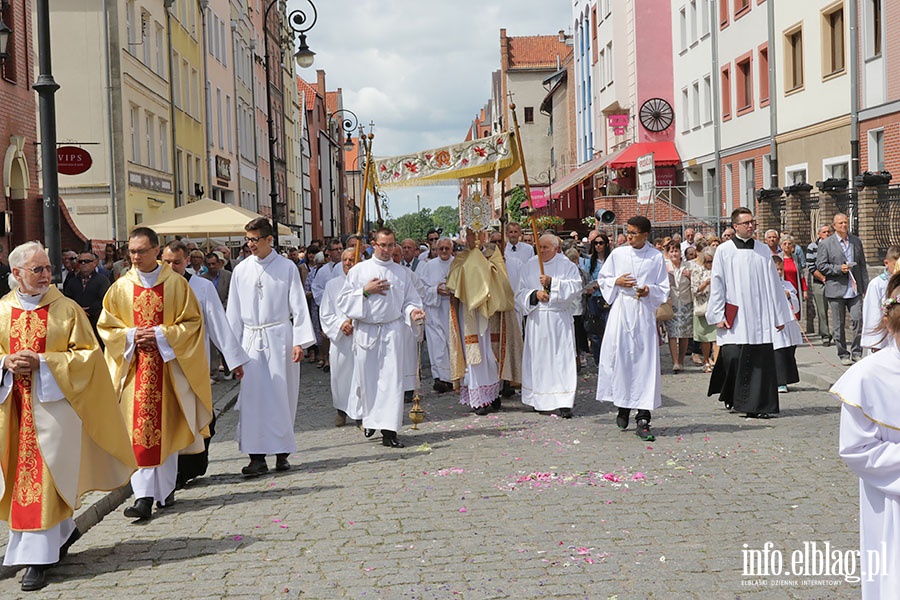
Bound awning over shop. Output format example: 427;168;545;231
551;149;624;198
608;141;680;169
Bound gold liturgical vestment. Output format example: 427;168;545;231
0;287;136;531
98;264;212;468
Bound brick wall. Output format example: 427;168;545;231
859;113;900;176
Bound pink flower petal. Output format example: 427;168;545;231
232;535;244;541
459;507;467;513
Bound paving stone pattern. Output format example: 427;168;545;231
0;342;861;599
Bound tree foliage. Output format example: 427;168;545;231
431;205;460;235
386;204;462;240
506;186;527;225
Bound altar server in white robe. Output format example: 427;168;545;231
227;218;315;476
772;256;802;393
861;245;900;354
417;238;455;393
835;272;900;600
319;249;362;426
595;216;669;441
392;245;426;400
706;208;791;419
517;234;581;418
338;228;425;449
161;242;250;486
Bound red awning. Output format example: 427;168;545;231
608;141;680;169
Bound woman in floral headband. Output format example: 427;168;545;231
834;271;900;597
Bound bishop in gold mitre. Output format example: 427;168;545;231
0;242;135;592
97;227;212;522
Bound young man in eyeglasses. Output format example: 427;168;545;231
226;218;315;476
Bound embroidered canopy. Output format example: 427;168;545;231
374;131;521;189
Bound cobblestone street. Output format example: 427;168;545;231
0;343;859;599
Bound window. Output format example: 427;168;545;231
736;54;752;114
598;48;606;88
141;11;151;65
758;45;769;105
869;0;882;58
721;64;732;120
785;27;804;91
824;6;845;76
1;1;16;81
734;0;750;18
176;148;184;205
720;0;729;27
172;51;181;108
220;20;227;67
689;1;697;43
216;88;223;149
681;88;690;132
145;112;154;169
181;59;190;110
679;8;687;52
159;119;169;171
740;159;755;209
725;163;734;206
700;0;710;37
155;24;165;77
206;84;214;146
195;156;202;194
191;67;200;117
606;42;613;85
786;164;808;185
130;106;140;164
125;1;135;45
868;129;885;171
226;95;233;153
591;6;598;64
702;75;712;124
524;107;534;123
692;81;701;127
823;156;850;181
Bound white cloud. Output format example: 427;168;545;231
288;0;571;216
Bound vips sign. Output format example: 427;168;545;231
57;146;93;175
636;152;655;205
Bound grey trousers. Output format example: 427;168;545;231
810;279;831;341
828;295;862;359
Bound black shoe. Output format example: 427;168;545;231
558;407;573;419
474;404;490;415
335;410;347;427
21;566;47;592
123;497;153;519
363;428;376;438
724;402;734;410
746;412;771;419
616;414;628;430
241;459;269;477
433;379;451;393
58;527;82;562
381;431;405;448
404;390;414;404
635;419;655;442
156;491;175;510
491;398;502;412
500;381;516;397
275;454;291;472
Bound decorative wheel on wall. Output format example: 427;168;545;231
639;98;674;132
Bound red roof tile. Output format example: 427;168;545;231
507;35;572;70
325;91;340;116
297;77;319;111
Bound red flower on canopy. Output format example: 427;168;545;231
379;164;387;172
461;158;469;165
473;146;487;157
404;161;419;173
497;138;504;145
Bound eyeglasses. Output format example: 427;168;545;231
734;219;757;227
427;237;439;242
76;259;94;264
594;241;606;245
244;235;269;243
22;265;53;275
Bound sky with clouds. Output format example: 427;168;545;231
289;0;571;218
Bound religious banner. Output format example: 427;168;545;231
374;131;520;188
637;152;655;205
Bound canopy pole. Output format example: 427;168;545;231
354;133;375;265
509;103;544;276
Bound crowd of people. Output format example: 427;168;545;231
2;204;899;593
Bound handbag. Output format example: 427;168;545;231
693;300;708;317
656;301;675;322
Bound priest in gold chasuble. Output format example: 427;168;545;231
0;242;135;591
97;227;212;521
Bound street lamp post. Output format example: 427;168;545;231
263;0;317;248
33;0;62;280
328;108;359;237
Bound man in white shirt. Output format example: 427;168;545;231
505;222;535;263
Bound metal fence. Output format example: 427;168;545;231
874;185;900;259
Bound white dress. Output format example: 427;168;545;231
834;342;900;600
862;272;890;352
319;273;362;419
226;251;315;455
595;244;669;410
417;256;453;382
516;253;581;411
338;257;423;432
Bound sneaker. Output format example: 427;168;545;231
851;355;862;363
840;357;853;366
635;420;655;442
777;385;788;393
